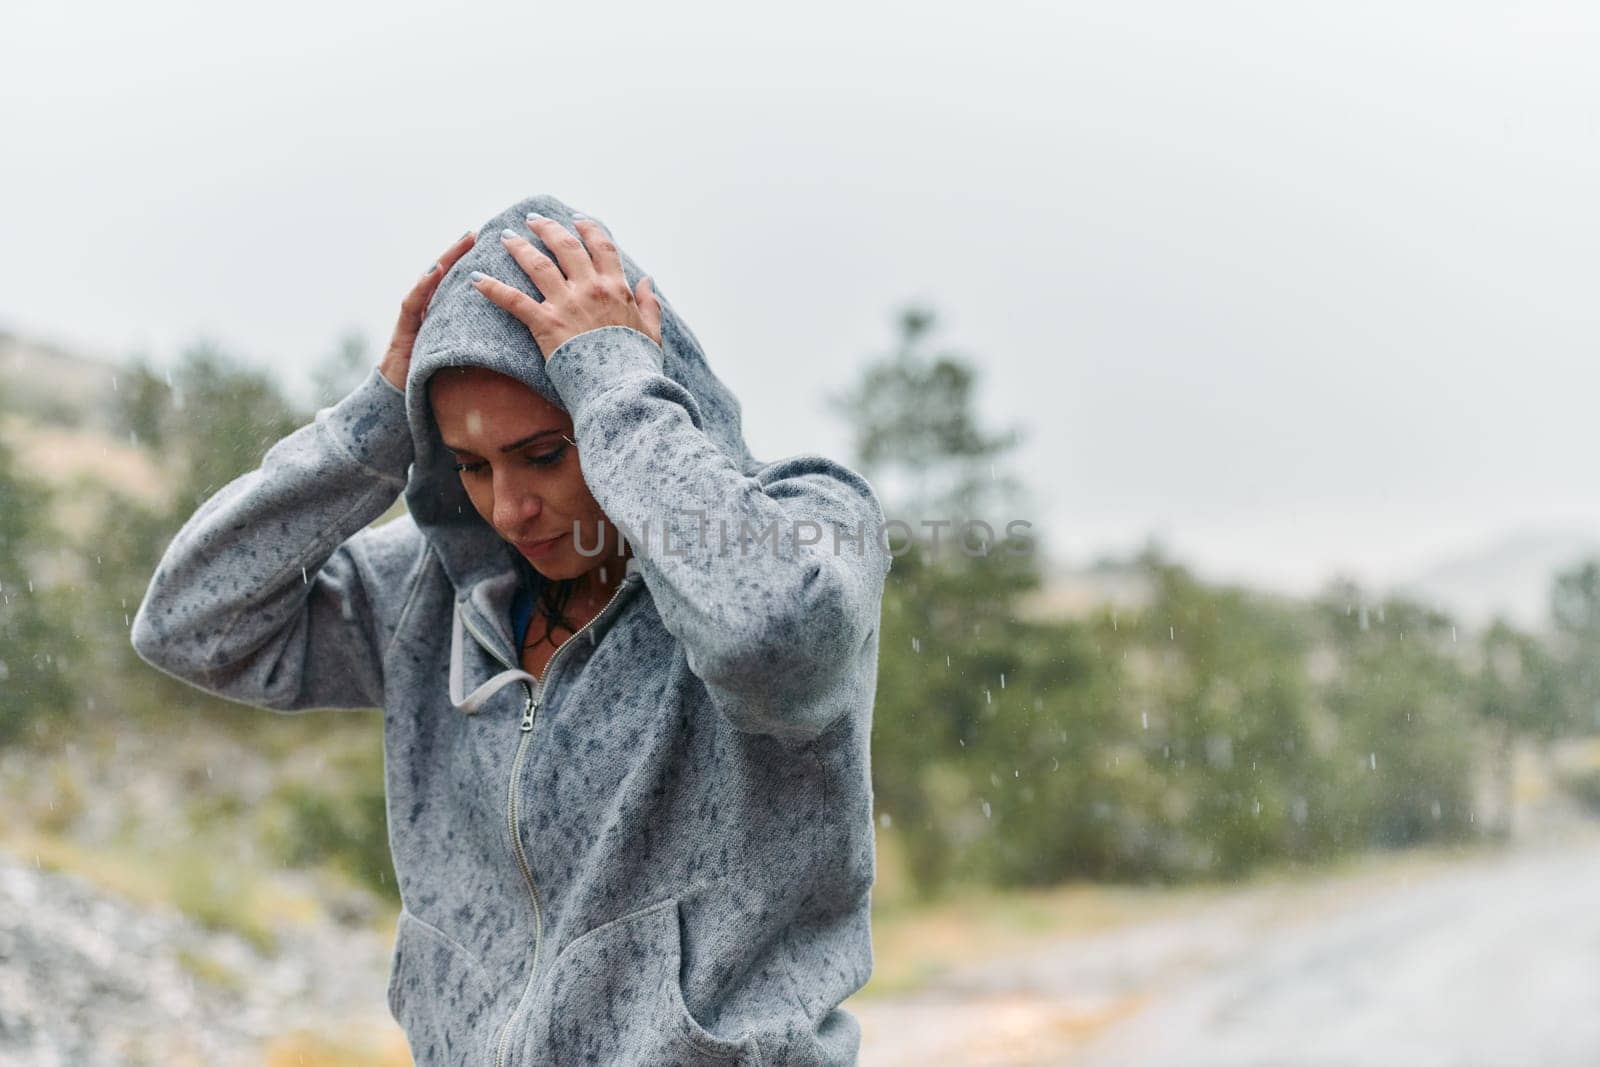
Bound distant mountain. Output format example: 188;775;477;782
0;329;124;431
1397;529;1600;630
1017;554;1155;621
0;329;167;516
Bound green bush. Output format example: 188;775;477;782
266;740;397;903
1558;765;1600;816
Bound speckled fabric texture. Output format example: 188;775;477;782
131;194;892;1065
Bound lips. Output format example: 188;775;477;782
515;531;572;556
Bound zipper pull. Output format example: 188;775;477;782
520;683;537;732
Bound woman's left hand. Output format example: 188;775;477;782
471;214;663;361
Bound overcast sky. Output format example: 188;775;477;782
3;1;1596;596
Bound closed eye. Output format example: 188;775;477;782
526;445;567;467
452;445;566;475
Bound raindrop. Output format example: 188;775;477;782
1451;626;1457;643
878;812;892;828
999;672;1006;689
980;799;992;819
1169;626;1174;641
1368;752;1377;771
911;636;921;653
985;689;992;705
1141;711;1149;730
302;566;309;584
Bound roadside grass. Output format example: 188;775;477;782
0;825;311;953
263;1027;412;1067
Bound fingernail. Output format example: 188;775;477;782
500;227;519;241
424;262;439;274
469;270;485;283
572;212;589;222
526;212;548;224
462;230;475;240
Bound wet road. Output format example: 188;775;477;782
856;820;1600;1066
1073;830;1600;1066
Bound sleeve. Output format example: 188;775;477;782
543;325;893;743
130;365;424;712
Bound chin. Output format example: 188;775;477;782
527;554;580;581
530;547;627;585
521;544;601;581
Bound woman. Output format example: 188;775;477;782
131;194;892;1066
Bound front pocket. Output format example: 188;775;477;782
388;908;498;1066
525;896;760;1066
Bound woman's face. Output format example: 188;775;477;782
428;366;622;581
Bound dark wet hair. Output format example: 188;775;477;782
509;546;579;650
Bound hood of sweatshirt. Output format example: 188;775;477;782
403;192;757;605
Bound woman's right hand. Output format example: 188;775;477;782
378;230;478;391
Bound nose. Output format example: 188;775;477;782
491;473;541;536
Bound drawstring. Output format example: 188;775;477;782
450;599;536;714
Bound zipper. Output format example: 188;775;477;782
492;573;637;1067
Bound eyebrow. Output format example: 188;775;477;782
502;428;572;454
443;429;566;455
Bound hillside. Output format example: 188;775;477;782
1399;528;1600;630
0;330;409;1062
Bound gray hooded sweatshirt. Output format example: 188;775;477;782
130;194;892;1066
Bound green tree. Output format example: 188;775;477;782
1312;589;1478;851
94;342;305;711
1476;618;1565;838
834;307;1045;895
829;306;1026;528
1551;559;1600;735
110;357;173;449
0;393;75;742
